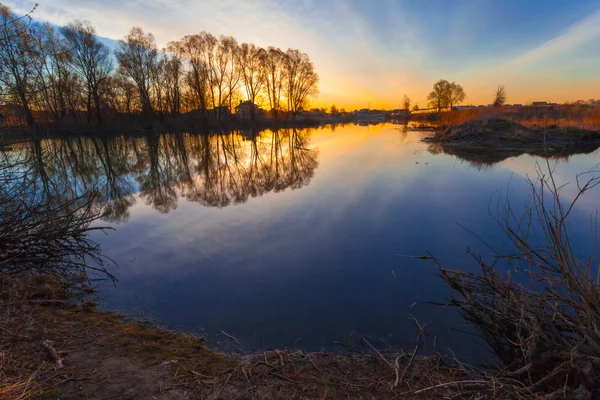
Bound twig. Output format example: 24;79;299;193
406;380;488;395
397;344;418;387
360;337;394;368
220;329;241;346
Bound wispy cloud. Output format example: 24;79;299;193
508;9;600;69
4;0;600;108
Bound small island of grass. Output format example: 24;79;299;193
423;118;600;150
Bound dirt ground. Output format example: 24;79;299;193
0;276;533;400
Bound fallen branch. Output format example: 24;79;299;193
41;340;63;369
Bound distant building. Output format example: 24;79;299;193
532;101;548;107
235;101;259;120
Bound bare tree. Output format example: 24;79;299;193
493;84;506;107
116;27;160;118
61;20;113;126
163;54;182;116
222;36;241;116
236;43;265;120
0;4;41;126
282;49;319;119
403;94;411;117
34;23;72;124
263;47;284;119
167;34;209;114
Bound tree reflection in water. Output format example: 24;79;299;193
12;129;319;221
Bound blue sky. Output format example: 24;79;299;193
5;0;600;108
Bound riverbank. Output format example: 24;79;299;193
0;112;393;139
0;117;327;139
1;275;531;400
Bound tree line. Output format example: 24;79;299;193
0;4;319;128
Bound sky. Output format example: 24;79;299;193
5;0;600;110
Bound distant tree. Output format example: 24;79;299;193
493;85;506;107
403;94;411;116
427;79;450;112
447;82;466;110
413;104;420;111
61;20;113;126
330;104;338;115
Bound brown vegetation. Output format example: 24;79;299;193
1;274;540;399
430;162;600;398
426;118;599;147
412;103;600;131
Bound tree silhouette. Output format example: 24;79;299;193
493;85;507;107
0;4;320;128
427;79;450;112
61;20;113;126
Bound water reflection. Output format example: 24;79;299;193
12;129;318;221
5;124;599;355
427;142;600;170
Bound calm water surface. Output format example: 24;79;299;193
12;124;600;354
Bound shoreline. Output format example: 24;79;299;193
1;275;524;400
0;117;405;139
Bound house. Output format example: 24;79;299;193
532;101;548;107
235;101;259;120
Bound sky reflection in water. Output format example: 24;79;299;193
20;124;600;355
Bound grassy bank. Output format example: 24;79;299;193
1;275;533;400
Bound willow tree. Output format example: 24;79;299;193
116;27;159;117
282;49;319;119
61;20;113;126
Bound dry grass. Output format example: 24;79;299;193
412;104;600;131
429;162;600;399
